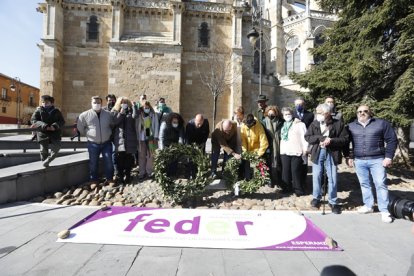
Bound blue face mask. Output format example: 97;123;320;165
295;105;304;112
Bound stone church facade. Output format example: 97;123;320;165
37;0;336;125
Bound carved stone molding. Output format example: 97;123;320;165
125;0;169;9
63;0;111;4
186;2;231;14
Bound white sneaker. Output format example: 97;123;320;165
357;205;374;214
381;212;393;223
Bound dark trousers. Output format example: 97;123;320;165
242;160;253;180
300;163;308;192
211;149;230;174
115;151;134;180
280;154;304;194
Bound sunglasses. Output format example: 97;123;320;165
357;110;369;114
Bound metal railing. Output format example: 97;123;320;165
0;125;86;152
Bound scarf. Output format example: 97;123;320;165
281;121;293;141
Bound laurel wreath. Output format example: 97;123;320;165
222;151;270;194
154;143;212;204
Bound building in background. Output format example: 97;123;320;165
36;0;336;125
0;73;39;125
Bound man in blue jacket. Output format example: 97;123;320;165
345;105;398;223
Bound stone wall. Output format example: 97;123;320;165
108;43;182;113
180;14;234;125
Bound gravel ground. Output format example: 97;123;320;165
37;163;414;213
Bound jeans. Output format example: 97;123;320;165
354;158;389;212
87;141;114;181
312;148;337;204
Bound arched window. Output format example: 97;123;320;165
253;39;266;74
87;15;99;41
198;22;209;48
293;48;301;73
285;51;293;73
285;35;300;74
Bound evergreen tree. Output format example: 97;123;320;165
291;0;414;126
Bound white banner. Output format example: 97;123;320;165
58;207;340;251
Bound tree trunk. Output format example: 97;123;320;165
212;94;218;130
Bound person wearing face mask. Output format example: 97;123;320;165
103;94;116;111
292;97;314;192
305;103;349;214
159;112;185;177
324;96;343;121
77;96;115;185
30;95;65;167
263;106;284;188
293;97;314;128
240;114;269;180
111;97;138;183
344;105;398;223
155;97;173;126
279;107;308;196
159;112;185;150
136;101;159;180
103;94;117;175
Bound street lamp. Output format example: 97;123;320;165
244;0;266;96
9;77;21;128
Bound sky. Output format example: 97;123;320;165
0;0;43;88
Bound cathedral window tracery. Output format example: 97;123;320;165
285;35;301;73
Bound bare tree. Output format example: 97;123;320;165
196;45;243;128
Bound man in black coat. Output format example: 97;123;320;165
293;97;314;128
305;103;349;214
185;114;210;153
31;95;65;167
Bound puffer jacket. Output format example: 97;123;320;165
346;118;397;159
240;120;269;157
77;109;113;144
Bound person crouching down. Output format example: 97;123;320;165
112;97;139;184
240;114;269;180
305;104;349;214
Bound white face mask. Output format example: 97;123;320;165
172;123;179;128
283;115;292;122
144;108;150;113
316;114;325;123
121;103;128;110
92;103;101;111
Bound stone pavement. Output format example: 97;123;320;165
0;202;413;276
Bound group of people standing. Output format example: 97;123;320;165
239;96;398;223
31;92;398;223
